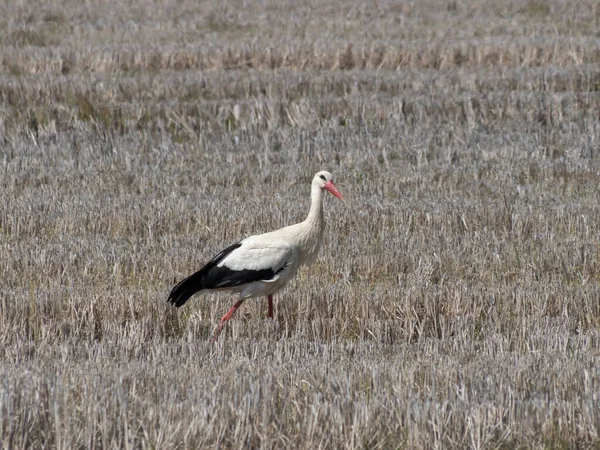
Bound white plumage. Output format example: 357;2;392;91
167;170;344;341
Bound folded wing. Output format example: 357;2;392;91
167;239;296;307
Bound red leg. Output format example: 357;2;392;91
211;299;245;343
268;294;273;319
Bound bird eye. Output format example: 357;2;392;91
319;175;326;181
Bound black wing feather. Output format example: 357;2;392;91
167;242;287;308
167;242;241;307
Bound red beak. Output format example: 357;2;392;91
324;180;344;200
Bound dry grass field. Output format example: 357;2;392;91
1;0;600;448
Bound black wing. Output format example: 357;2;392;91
167;242;241;307
167;243;287;308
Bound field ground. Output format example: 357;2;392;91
1;0;600;448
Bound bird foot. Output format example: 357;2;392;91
209;324;223;344
209;299;245;343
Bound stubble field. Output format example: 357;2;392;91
1;0;600;448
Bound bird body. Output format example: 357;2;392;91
167;170;343;341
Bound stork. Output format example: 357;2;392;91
167;170;344;341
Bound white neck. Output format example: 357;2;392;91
305;183;324;225
294;182;325;266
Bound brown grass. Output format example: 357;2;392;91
1;0;600;448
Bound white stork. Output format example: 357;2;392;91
167;170;344;341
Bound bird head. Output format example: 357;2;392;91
314;171;344;200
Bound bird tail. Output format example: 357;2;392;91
167;242;242;308
167;271;205;307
